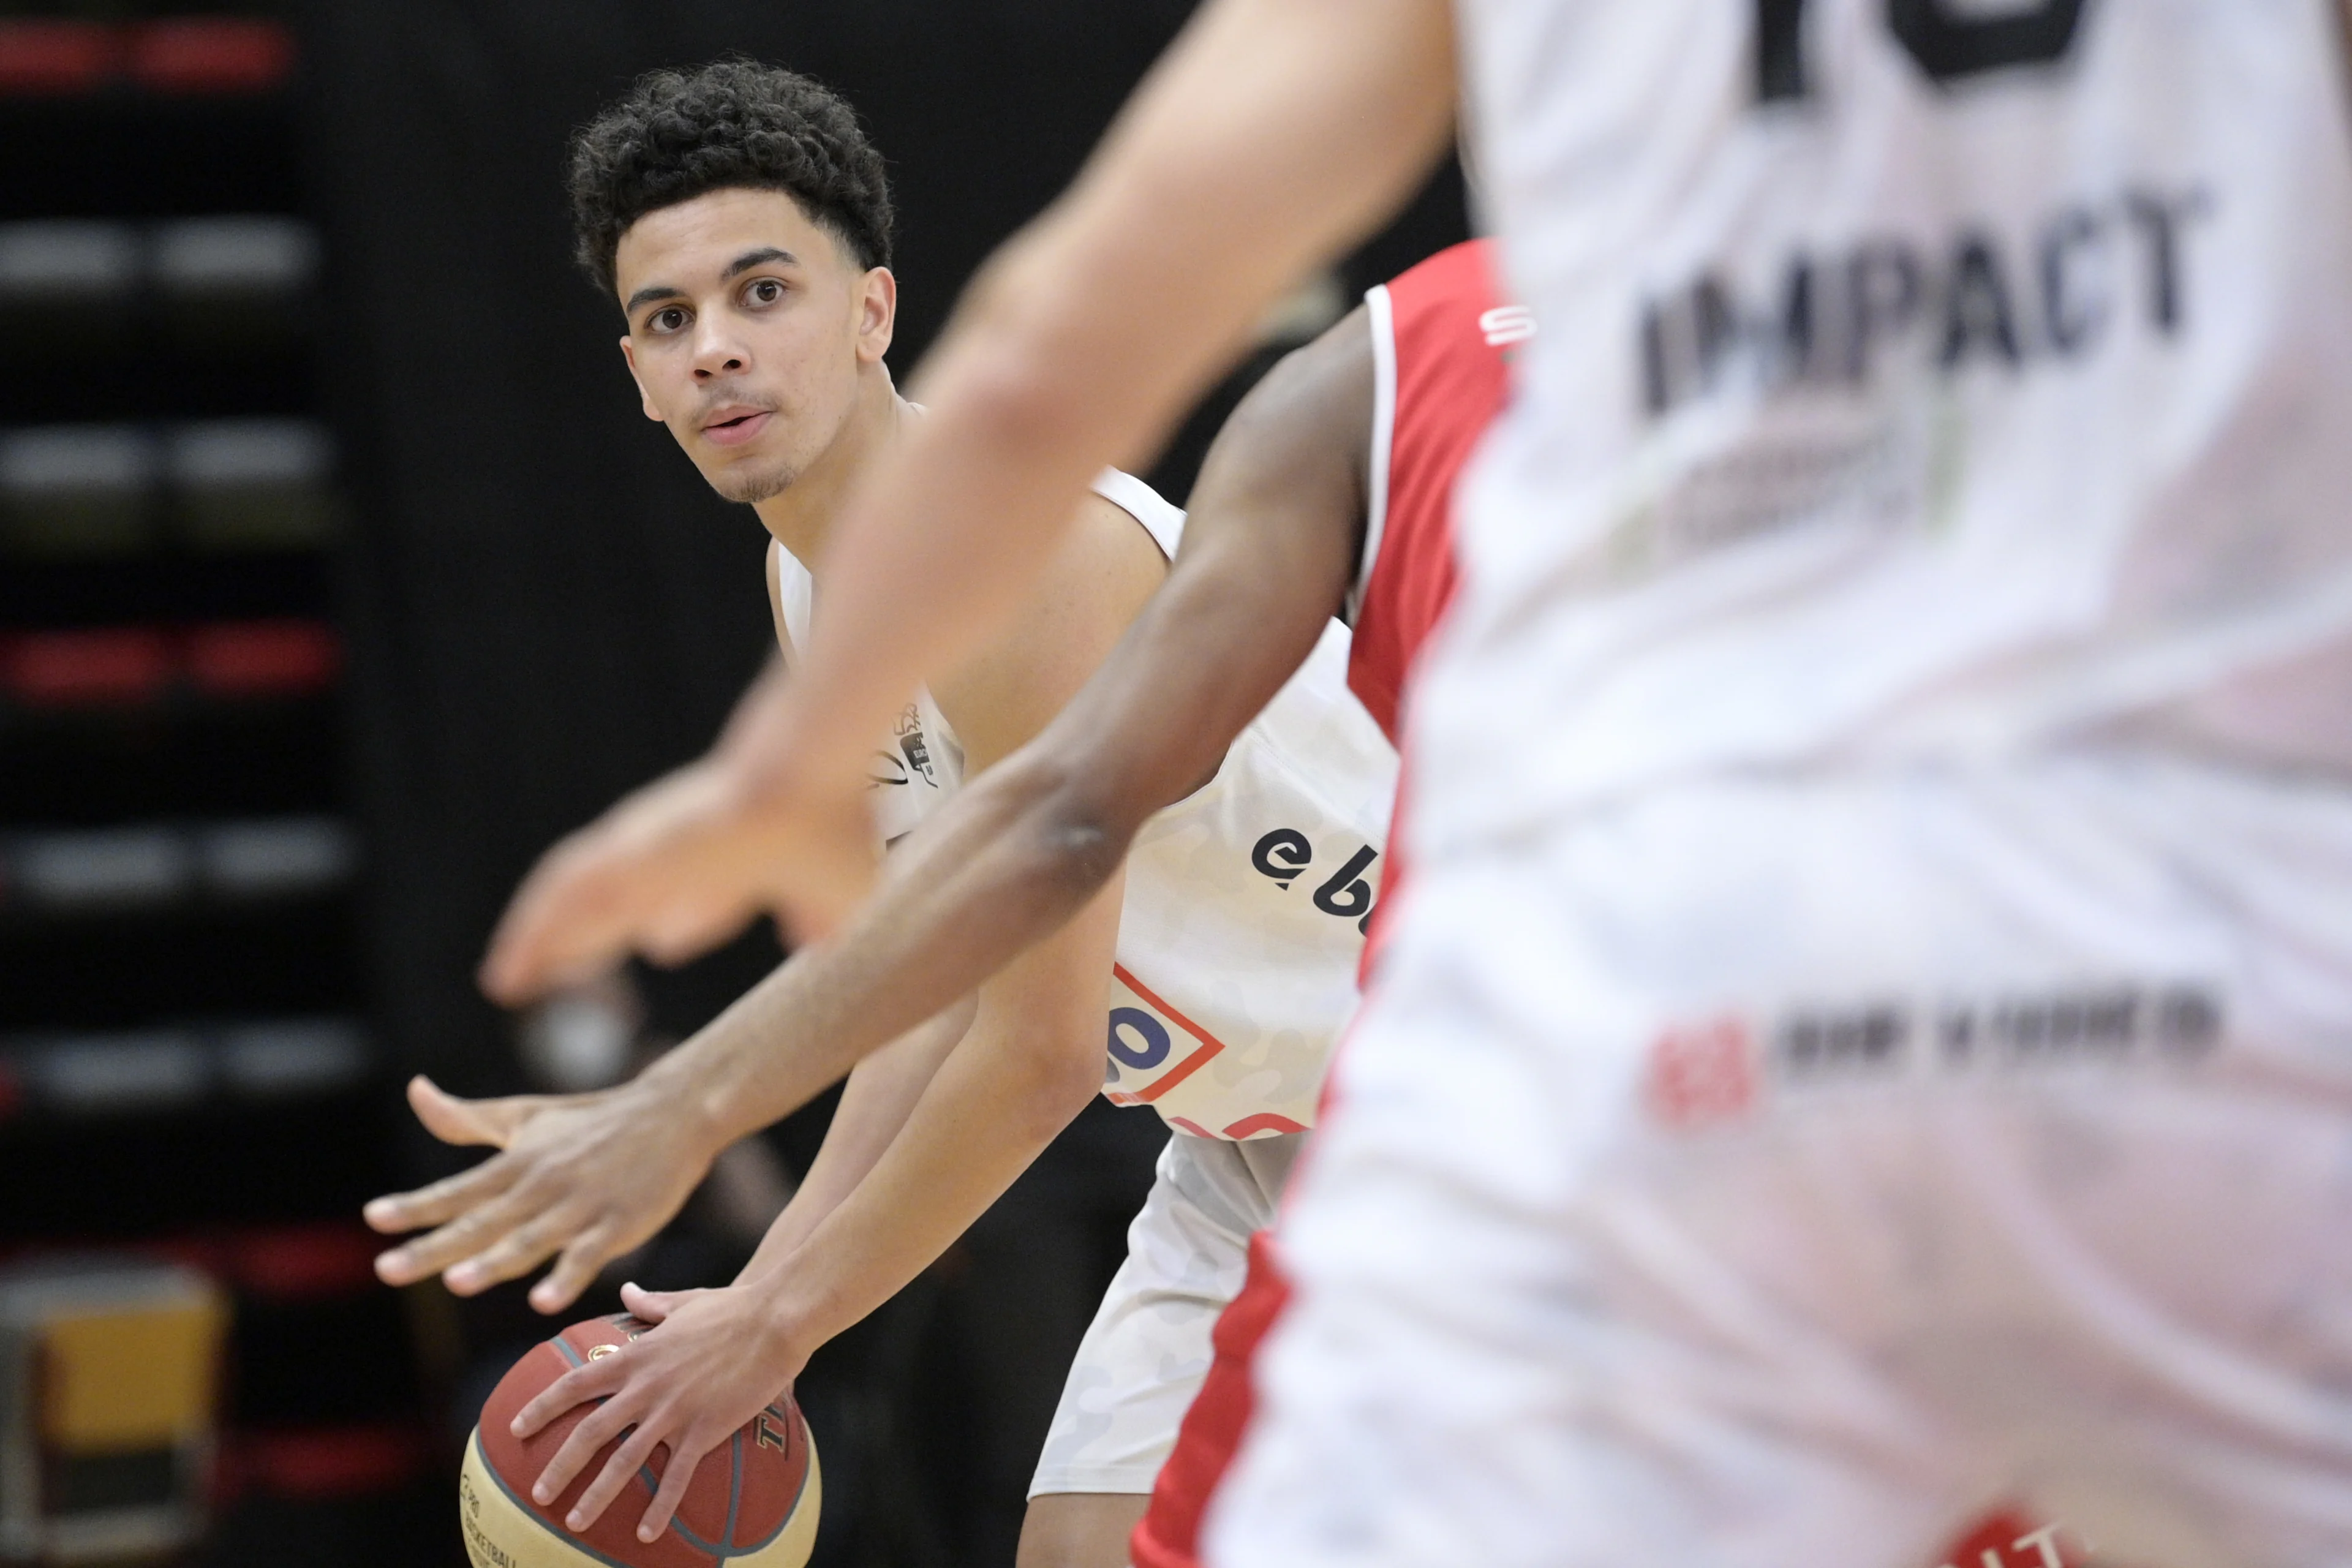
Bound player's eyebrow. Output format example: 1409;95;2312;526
624;281;685;315
721;246;797;281
624;249;799;318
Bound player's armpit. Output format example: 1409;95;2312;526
929;488;1169;779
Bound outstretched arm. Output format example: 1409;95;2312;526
470;0;1454;965
372;309;1376;1320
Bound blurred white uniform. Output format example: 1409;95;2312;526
771;470;1395;1498
1210;2;2352;1565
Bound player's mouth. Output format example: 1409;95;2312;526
700;405;775;447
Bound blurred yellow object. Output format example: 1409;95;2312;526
0;1260;228;1564
41;1299;227;1453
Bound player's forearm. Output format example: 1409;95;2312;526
628;946;901;1152
769;0;1453;786
738;998;973;1277
753;1005;1107;1363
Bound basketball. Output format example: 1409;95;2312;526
458;1314;820;1568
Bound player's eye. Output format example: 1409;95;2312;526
744;278;785;307
646;306;689;334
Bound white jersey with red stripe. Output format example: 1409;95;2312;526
1408;0;2352;859
1208;7;2352;1567
769;468;1396;1142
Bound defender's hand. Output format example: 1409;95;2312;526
513;1280;807;1545
364;1074;721;1314
479;758;876;1007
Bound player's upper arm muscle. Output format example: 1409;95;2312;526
1012;308;1378;842
931;491;1167;775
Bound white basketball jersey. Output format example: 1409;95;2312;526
769;470;1398;1140
1412;0;2352;855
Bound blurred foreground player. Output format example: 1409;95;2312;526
483;0;2352;1564
369;57;1401;1563
1131;236;1507;1568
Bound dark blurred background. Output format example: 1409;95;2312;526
0;2;1463;1562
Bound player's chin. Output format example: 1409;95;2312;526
704;451;797;505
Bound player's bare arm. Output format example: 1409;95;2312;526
372;307;1377;1321
503;494;1162;1544
472;0;1453;972
368;486;1156;1300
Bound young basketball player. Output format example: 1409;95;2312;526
364;58;1400;1564
422;238;1504;1561
489;0;2352;1563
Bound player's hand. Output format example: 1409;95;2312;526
478;756;878;1007
364;1074;722;1313
513;1280;807;1545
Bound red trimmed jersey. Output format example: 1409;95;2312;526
1129;238;1517;1568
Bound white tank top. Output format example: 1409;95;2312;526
1414;0;2352;855
769;470;1398;1139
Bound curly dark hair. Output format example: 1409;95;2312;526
567;59;894;296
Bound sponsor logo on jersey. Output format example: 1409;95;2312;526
1249;828;1381;934
1644;981;2222;1131
1640;186;2213;418
1102;964;1229;1107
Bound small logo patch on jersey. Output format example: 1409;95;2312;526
1101;964;1229;1107
1480;304;1537;347
1642;1016;1762;1129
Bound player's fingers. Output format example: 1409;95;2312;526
407;1077;544;1150
482;850;633;1005
564;1415;668;1533
442;1207;579;1296
367;1172;528;1282
616;1281;687;1323
639;888;756;968
633;1422;716;1543
364;1154;514;1237
529;1228;620;1316
376;1177;559;1285
514;1357;624;1447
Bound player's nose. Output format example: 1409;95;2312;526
690;318;749;378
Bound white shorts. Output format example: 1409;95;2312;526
1210;754;2352;1568
1030;1129;1304;1497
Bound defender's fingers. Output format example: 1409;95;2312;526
514;1356;625;1445
564;1417;668;1532
633;1425;717;1543
529;1228;621;1316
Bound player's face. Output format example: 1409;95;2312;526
614;187;894;505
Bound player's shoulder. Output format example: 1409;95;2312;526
1090;467;1184;559
1378;238;1505;324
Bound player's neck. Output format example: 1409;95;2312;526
752;368;910;565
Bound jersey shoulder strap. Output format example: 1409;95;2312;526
1348;239;1517;741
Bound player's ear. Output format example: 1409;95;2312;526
856;266;897;364
618;335;664;423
